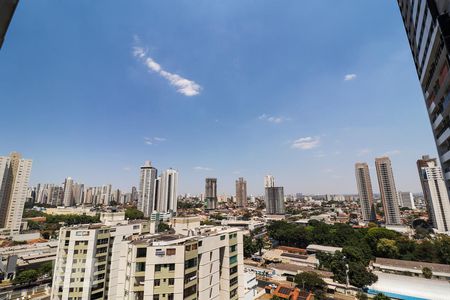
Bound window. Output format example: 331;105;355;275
191;244;197;250
166;248;176;256
230;266;237;276
153;295;159;300
230;276;238;286
199;241;202;247
168;264;175;271
185;245;191;251
155;279;160;286
169;278;174;285
136;248;147;258
184;285;197;298
184;271;197;284
229;255;237;264
168;294;174;300
230;288;237;298
136;262;146;272
230;245;237;252
185;258;197;269
155;264;162;272
220;235;225;240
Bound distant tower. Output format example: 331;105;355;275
235;177;247;207
355;163;376;222
417;155;450;232
264;175;275;188
138;161;158;217
375;157;401;225
0;152;33;235
154;169;178;214
63;177;74;207
205;178;218;210
265;187;285;215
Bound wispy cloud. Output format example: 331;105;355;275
383;149;401;156
344;73;357;81
133;39;202;96
258;114;290;124
194;166;212;171
144;137;166;145
123;166;131;172
357;148;372;156
291;137;320;150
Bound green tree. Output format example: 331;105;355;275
376;239;399;258
373;293;390;300
125;208;144;220
158;222;170;232
13;270;39;284
243;235;256;258
356;291;369;300
348;262;378;288
255;238;264;256
422;267;433;279
294;272;326;299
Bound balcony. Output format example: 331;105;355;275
429;101;437;114
441;150;450;163
433;114;444;130
437;128;450;145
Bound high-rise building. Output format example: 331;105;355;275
398;1;450;193
265;187;285;215
397;191;416;209
154;169;178;213
62;177;74;207
417;155;450;232
235;177;247;207
138;161;158;217
375;157;401;225
51;223;244;300
0;0;19;49
264;175;275;188
0;152;32;235
355;162;376;222
205;178;218;210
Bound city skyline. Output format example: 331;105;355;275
0;1;438;195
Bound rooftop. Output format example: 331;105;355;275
374;257;450;274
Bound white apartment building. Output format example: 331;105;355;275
417;155;450;232
51;222;244;300
375;157;401;225
154;169;178;214
138;161;158;217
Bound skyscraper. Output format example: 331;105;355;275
398;1;450;193
235;177;247;207
138;161;157;217
397;191;416;210
154;169;178;213
205;178;218;210
265;187;285;215
355;162;376;222
417;155;450;232
0;152;32;235
375;157;401;225
264;175;275;188
62;177;74;207
0;0;19;49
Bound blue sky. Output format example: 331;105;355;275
0;1;437;195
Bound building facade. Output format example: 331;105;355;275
398;0;450;193
154;169;178;214
355;162;377;222
265;187;285;215
375;157;401;225
235;178;247;208
264;175;275;188
51;224;245;300
0;152;32;235
417;155;450;232
139;161;158;217
205;178;218;210
397;191;416;209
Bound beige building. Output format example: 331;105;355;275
0;152;32;235
355;162;376;222
375;157;401;225
235;177;247;208
51;222;244;300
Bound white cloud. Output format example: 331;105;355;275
144;137;166;145
133;43;202;96
291;137;320;150
357;148;372;156
194;166;212;171
344;74;357;81
383;149;401;156
258;114;289;124
123;166;131;171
